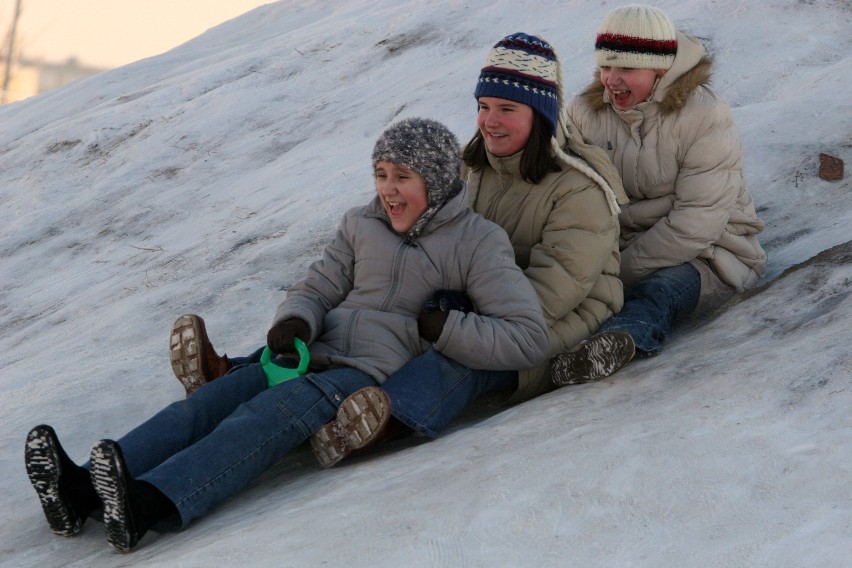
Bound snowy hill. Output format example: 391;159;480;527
1;0;850;566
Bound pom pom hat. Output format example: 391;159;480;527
372;117;463;241
474;33;562;135
469;32;628;217
594;4;677;70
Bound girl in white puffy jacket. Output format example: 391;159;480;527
553;4;766;386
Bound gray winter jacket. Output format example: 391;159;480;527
272;188;549;383
567;31;766;311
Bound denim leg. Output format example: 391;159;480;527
115;363;269;478
229;346;303;372
121;366;374;529
599;263;701;356
228;346;265;368
382;348;517;439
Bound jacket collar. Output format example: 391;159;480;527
485;148;523;178
464;136;627;217
365;185;470;242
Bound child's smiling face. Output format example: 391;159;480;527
375;160;429;233
599;66;665;111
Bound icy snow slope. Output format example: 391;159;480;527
1;0;850;566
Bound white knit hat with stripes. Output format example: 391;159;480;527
595;4;677;70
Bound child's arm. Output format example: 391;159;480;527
432;225;549;371
270;211;357;341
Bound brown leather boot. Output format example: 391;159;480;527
311;386;394;469
169;314;230;396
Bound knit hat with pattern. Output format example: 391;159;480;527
372;117;463;241
474;32;562;135
595;4;677;70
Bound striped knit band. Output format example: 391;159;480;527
594;4;677;70
474;33;560;135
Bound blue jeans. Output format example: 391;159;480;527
114;363;375;529
229;346;265;368
382;349;517;438
226;348;516;438
599;263;701;356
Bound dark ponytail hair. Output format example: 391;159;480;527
462;109;561;184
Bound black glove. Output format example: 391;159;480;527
422;289;474;314
417;310;449;343
267;318;310;354
418;289;474;342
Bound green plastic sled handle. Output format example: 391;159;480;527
261;338;310;388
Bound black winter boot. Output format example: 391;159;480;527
89;440;178;552
25;424;101;536
551;331;636;386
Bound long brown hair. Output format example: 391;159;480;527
462;110;561;184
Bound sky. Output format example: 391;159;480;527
0;0;272;68
0;0;850;566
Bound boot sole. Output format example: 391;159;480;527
25;425;82;537
169;314;206;396
552;331;636;386
311;387;391;468
90;440;137;552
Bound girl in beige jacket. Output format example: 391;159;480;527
553;4;767;386
309;33;628;467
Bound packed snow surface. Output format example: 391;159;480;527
1;1;850;566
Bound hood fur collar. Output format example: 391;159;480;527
579;56;714;116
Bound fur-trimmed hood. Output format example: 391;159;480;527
579;31;713;116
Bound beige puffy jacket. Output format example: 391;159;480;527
464;117;627;403
567;31;766;311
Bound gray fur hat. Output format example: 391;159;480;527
372;117;463;240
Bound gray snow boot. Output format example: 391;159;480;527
310;386;392;469
25;424;100;536
90;440;177;552
551;331;636;386
169;314;230;396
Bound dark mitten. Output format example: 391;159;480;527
267;318;310;354
422;289;474;314
417;310;449;343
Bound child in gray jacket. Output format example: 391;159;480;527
24;118;548;552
